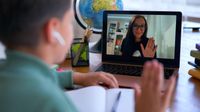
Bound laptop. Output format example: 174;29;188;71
95;11;182;87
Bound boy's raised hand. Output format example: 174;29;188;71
135;60;176;112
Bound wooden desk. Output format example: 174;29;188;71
60;30;200;112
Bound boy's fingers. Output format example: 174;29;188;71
162;75;176;109
132;83;141;103
97;73;117;88
104;73;119;88
155;62;164;92
142;61;151;87
148;61;156;86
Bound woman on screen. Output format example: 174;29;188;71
121;15;157;58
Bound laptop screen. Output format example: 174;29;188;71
102;11;182;67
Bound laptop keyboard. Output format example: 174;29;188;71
96;64;174;79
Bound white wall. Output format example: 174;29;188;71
146;15;176;59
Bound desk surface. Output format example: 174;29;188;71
60;30;200;112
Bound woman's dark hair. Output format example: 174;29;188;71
125;15;148;42
0;0;71;49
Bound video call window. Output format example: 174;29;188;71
106;14;177;59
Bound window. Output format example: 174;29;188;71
123;0;200;22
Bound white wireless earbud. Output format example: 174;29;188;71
52;31;65;46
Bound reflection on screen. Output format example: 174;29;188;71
106;14;176;59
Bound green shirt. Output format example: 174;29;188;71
0;50;78;112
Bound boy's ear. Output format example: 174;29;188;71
43;18;61;45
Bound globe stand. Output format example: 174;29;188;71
89;39;102;53
74;0;123;54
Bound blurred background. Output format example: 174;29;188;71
123;0;200;21
73;0;200;52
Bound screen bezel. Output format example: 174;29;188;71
102;11;182;68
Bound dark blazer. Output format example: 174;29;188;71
121;36;156;58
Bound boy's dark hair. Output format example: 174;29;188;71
0;0;71;49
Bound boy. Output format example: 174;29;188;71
0;0;176;112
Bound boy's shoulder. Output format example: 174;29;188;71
0;71;77;112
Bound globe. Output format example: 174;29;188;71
74;0;123;33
